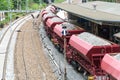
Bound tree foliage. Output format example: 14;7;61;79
0;0;118;10
0;0;13;10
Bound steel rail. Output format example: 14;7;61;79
0;10;40;13
0;18;22;44
14;19;32;80
21;22;30;80
2;16;30;80
31;29;47;80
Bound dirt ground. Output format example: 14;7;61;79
14;17;57;80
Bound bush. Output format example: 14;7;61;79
39;3;47;9
0;21;5;28
54;0;64;3
30;3;39;10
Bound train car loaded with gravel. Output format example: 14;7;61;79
41;5;120;80
101;53;120;80
53;22;85;52
67;32;120;80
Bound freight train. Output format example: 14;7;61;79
40;5;120;80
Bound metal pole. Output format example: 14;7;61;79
10;11;12;31
63;36;67;80
67;0;71;4
62;25;67;80
17;0;18;10
39;0;43;5
69;0;70;4
48;0;51;4
8;0;12;30
39;0;41;5
26;0;28;13
20;0;21;10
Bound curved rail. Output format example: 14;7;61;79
31;30;46;80
1;15;31;80
0;18;22;44
14;16;47;80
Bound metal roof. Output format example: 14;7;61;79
79;1;120;16
53;1;120;25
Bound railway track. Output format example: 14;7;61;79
14;19;38;80
15;20;45;80
0;18;22;44
20;22;30;80
1;15;31;80
31;28;46;80
14;16;56;80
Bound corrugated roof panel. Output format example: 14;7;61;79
79;1;120;16
53;2;120;22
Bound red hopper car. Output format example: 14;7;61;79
41;5;120;80
67;32;120;79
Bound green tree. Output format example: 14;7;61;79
33;0;39;3
0;0;13;10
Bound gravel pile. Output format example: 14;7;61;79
77;32;111;46
51;17;63;22
46;5;55;12
43;12;56;21
61;22;76;30
61;22;84;31
45;12;56;17
113;54;120;61
114;32;120;38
